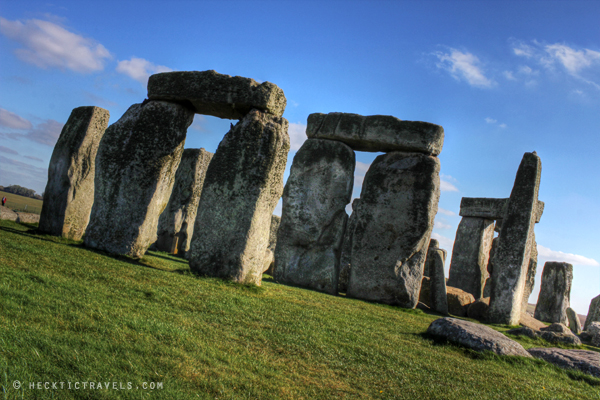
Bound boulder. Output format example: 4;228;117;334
506;326;539;339
306;112;444;155
566;307;582;335
534;262;573;324
338;198;360;293
38;106;109;240
148;70;286;119
528;348;600;378
540;331;582;346
588;321;600;347
584;294;600;331
467;298;490;321
540;323;571;334
446;286;476;317
188;109;289;285
85;101;193;257
274;138;354;294
15;212;40;224
0;206;18;222
426;317;532;357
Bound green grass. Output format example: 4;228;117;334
0;190;43;214
0;219;598;400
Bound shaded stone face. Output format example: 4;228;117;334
584;295;600;331
423;238;444;277
84;101;194;257
155;148;213;255
188;109;290;286
148;70;286;119
274;138;355;294
460;198;544;223
428;248;449;315
447;217;495;299
521;231;538;313
534;262;573;324
346;151;440;307
488;152;542;325
263;214;281;276
39;106;109;240
566;307;582;334
306;113;444;155
338;198;360;293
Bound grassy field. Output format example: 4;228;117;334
0;190;43;214
0;219;598;400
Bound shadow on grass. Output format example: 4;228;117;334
146;251;188;265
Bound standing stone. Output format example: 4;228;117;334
155;148;213;256
189;110;289;285
84;101;194;257
338;198;360;293
534;262;573;324
584;295;600;331
38;106;109;240
423;238;442;277
447;217;495;299
264;215;281;275
274;138;354;294
521;231;538;313
346;151;440;307
488;152;542;325
566;307;582;335
428;247;449;315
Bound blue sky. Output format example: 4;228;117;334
1;0;599;314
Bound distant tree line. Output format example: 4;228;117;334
0;185;43;200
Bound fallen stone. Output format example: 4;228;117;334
148;70;286;119
446;286;476;317
85;101;193;257
459;197;544;223
38;106;109;240
16;212;40;224
566;307;582;335
588;322;600;347
540;323;571;334
189;109;289;285
534;262;573;324
0;206;18;222
467;298;490;321
429;248;449;315
540;331;582;346
506;326;539;339
306;112;444;155
426;317;532;357
528;348;600;378
519;313;547;331
584;294;600;331
338;198;360;293
274;138;354;294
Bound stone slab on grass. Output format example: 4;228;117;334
528;348;600;378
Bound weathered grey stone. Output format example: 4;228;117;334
346;152;440;307
306;112;444;155
528;348;600;378
419;276;431;305
155;148;213;255
534;262;573;324
148;70;286;119
521;231;538;314
338;198;360;293
488;152;542;325
262;249;274;273
506;326;539;339
423;238;445;277
446;286;476;317
540;322;571;334
274;139;354;294
189;109;289;285
38;106;109;240
584;294;600;331
588;322;600;346
483;236;500;298
427;317;532;357
460;197;544;223
85;101;193;257
566;307;582;334
429;248;449;315
540;331;582;346
447;217;494;299
467;297;490;321
519;313;547;331
263;215;280;275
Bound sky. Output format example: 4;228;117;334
1;0;599;315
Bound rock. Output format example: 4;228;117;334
0;206;18;222
85;101;193;257
148;70;286;119
488;152;542;325
521;232;538;313
446;286;476;317
346;151;440;307
16;212;40;224
189;109;289;285
274;138;354;294
540;331;582;346
459;197;544;223
534;262;573;324
584;294;600;331
38;106;109;240
467;298;490;321
426;317;532;357
528;348;600;378
506;326;539;339
262;249;274;273
566;307;582;335
263;215;280;276
419;276;431;305
306;112;444;155
482;277;492;298
519;313;547;331
540;323;572;334
429;248;449;315
447;217;494;299
423;238;445;277
155;148;213;256
338;198;360;293
588;321;600;347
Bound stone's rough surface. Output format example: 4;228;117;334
540;323;571;334
488;152;542;325
148;70;286;119
346;152;440;307
519;313;547;331
419;277;431;305
423;239;445;277
306;112;444;155
446;287;476;317
427;318;532;357
189;110;289;285
460;197;545;223
567;307;583;334
540;332;582;346
429;248;449;315
38;106;109;240
467;298;490;321
447;217;495;299
85;101;193;257
507;327;539;339
588;322;600;346
521;232;538;313
528;348;600;378
0;206;18;222
338;198;360;293
264;215;281;275
274;139;354;294
155;148;213;255
534;262;573;324
584;294;600;331
262;249;274;273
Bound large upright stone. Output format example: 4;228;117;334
189;110;289;285
274;138;354;294
155;148;213;256
483;236;500;298
38;106;109;240
84;101;194;257
307;113;444;155
534;262;573;324
148;70;286;119
447;217;495;299
346;152;440;307
566;307;582;334
584;295;600;331
423;238;442;277
521;231;538;313
338;198;360;293
488;152;542;325
428;247;449;315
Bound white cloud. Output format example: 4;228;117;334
545;44;600;75
434;48;495;88
430;232;454;251
288;122;307;151
503;71;516;81
440;179;458;192
0;108;32;130
437;207;456;216
189;115;208;132
499;123;507;129
116;57;172;85
0;17;111;73
538;245;599;267
485;117;497;124
434;220;452;230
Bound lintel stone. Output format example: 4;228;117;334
460;197;544;223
